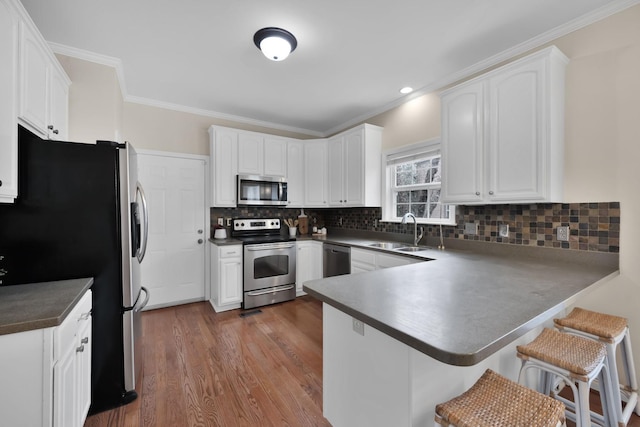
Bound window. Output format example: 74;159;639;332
382;139;456;225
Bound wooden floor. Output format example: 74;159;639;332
85;296;331;427
84;296;640;427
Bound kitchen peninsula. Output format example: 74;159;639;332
303;241;619;427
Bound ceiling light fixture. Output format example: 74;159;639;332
254;27;297;61
400;87;414;94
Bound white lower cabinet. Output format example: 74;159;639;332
0;289;92;427
53;289;92;427
351;247;421;273
296;241;323;295
210;244;243;312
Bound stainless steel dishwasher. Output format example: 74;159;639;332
323;243;351;277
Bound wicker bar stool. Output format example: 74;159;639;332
517;328;617;427
434;369;566;427
555;307;639;426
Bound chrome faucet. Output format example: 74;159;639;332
401;213;424;246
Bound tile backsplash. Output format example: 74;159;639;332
211;202;620;253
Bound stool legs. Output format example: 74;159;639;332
518;356;617;427
560;326;639;423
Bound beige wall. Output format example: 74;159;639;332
62;4;640;375
56;54;123;143
122;103;314;155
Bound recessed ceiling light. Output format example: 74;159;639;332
254;27;298;61
400;87;413;94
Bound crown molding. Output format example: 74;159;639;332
325;0;640;136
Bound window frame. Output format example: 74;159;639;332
381;138;456;225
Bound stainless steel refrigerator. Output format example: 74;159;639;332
0;126;150;414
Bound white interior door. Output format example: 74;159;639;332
137;153;206;309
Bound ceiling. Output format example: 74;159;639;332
20;0;638;137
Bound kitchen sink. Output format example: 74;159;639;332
396;246;430;252
368;242;406;249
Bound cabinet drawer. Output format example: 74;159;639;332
351;248;376;265
55;290;92;359
219;245;242;258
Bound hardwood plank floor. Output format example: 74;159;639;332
85;296;330;427
85;296;640;427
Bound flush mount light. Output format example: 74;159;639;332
400;87;414;94
254;27;297;61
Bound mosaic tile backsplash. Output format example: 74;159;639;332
211;202;620;253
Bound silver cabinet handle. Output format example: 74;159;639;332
81;337;89;344
48;125;54;130
489;191;494;195
197;229;203;234
76;345;85;353
475;192;480;196
53;129;59;135
198;239;203;244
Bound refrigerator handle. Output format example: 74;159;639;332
135;286;150;312
136;181;149;263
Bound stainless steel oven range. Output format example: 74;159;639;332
232;218;296;309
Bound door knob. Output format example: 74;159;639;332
198;239;203;244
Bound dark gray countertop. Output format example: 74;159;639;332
0;278;93;336
209;237;243;246
303;238;619;366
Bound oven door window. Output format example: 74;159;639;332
253;254;289;279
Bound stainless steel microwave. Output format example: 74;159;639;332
237;175;288;206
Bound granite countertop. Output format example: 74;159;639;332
0;278;93;336
303;238;619;366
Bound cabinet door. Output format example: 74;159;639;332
344;130;364;206
327;136;345;206
304;140;328;207
19;22;49;137
49;68;69;140
440;81;485;204
296;242;323;294
211;128;238;206
264;137;287;177
286;140;304;208
0;0;18;203
54;344;76;427
219;257;242;305
488;60;544;202
76;310;91;427
238;132;264;175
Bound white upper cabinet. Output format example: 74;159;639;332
0;0;19;203
18;12;70;140
328;124;382;207
209;123;383;208
304;139;328;207
441;46;568;205
286;140;304;208
0;0;69;204
237;131;288;177
237;132;263;175
209;126;238;207
263;137;287;177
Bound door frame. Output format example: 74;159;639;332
137;149;211;301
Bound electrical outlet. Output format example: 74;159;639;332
352;318;364;336
226;217;232;227
498;224;509;238
557;226;570;241
217;217;224;226
464;222;478;235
